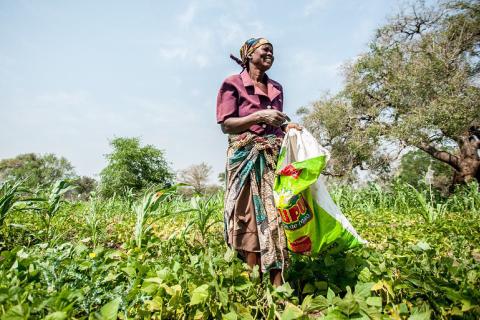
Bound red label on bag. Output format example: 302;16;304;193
289;236;312;253
279;164;302;179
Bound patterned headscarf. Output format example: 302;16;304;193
230;37;272;69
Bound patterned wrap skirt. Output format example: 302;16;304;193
223;132;289;272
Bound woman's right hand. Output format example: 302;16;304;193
256;110;286;127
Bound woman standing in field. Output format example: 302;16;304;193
216;38;301;286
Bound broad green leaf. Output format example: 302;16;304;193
309;295;329;311
190;284;209;305
302;283;315;294
366;296;382;307
408;310;431;320
145;296;163;312
371;281;384;291
1;304;29;320
45;311;68;320
322;310;348;319
275;282;294;297
99;298;121;320
336;298;360;316
301;295;312;311
327;288;335;302
399;303;409;315
222;311;238;320
224;247;235;262
234;303;254;320
415;241;432;251
280;303;303;320
354;282;374;299
121;266;136;278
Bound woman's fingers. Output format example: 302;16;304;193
256;110;289;127
285;123;303;132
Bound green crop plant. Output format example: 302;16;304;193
84;196;101;248
132;185;177;249
183;193;222;244
407;183;448;223
26;180;76;245
0;180;23;227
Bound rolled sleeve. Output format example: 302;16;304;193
216;81;238;123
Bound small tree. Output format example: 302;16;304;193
99;137;173;197
178;162;213;195
67;176;97;200
0;153;75;190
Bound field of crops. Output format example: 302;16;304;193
1;181;479;319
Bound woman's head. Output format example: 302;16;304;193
231;38;274;71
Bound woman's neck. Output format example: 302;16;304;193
248;67;265;84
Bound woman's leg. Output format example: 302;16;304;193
245;251;258;268
246;252;282;286
270;269;283;287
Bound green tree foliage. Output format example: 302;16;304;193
68;176;97;200
0;153;75;190
300;0;480;185
396;149;453;191
99;137;173;197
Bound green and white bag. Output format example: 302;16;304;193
274;128;366;255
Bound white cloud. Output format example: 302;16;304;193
156;29;213;68
304;0;330;16
177;2;197;27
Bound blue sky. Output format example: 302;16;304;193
0;0;403;182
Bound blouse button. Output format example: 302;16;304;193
262;124;267;128
267;105;272;109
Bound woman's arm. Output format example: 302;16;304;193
221;110;286;134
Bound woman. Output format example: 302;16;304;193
216;38;301;286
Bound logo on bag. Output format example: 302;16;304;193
289;236;312;253
277;194;313;230
279;164;302;179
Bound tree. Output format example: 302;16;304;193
178;162;213;195
300;0;480;186
67;176;98;200
0;153;75;190
99;137;173;197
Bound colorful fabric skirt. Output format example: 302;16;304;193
223;132;288;272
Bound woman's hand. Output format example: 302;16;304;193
284;123;302;132
256;110;286;127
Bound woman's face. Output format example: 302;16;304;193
249;44;274;71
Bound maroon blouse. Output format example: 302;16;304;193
216;71;285;137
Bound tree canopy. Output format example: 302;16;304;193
0;153;75;190
300;0;480;186
99;137;173;197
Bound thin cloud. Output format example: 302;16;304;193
304;0;330;16
177;2;197;27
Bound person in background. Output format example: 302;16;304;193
216;37;301;286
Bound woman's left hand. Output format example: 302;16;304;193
284;123;303;132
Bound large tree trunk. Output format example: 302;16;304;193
418;133;480;187
451;135;480;185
